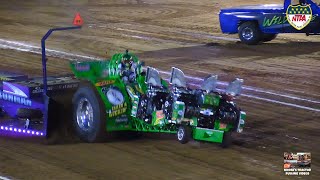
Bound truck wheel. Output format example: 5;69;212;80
262;33;277;42
177;125;192;144
221;131;232;148
238;22;262;45
72;83;107;143
16;108;43;119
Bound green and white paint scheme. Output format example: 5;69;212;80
70;51;246;145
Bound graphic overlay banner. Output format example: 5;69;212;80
284;152;311;176
286;5;312;30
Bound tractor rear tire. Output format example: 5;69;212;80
238;22;262;45
177;125;192;144
72;83;107;143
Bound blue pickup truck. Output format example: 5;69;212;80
219;0;320;44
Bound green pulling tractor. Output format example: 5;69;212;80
0;17;245;148
70;50;246;148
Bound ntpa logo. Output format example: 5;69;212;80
286;5;312;30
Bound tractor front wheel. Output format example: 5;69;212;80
177;125;192;144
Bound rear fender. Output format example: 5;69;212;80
220;12;261;33
70;61;113;81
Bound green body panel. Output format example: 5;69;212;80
70;60;111;81
152;110;166;126
171;101;185;123
70;52;142;80
131;117;176;133
203;94;220;107
193;127;224;143
95;79;132;131
190;117;198;126
70;54;139;132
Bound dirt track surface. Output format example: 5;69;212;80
0;0;319;179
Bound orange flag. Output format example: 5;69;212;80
73;13;83;26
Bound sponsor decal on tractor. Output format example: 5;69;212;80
0;82;32;106
75;64;90;71
108;102;127;117
95;80;115;87
0;91;32;106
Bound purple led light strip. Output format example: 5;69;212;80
0;126;44;136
